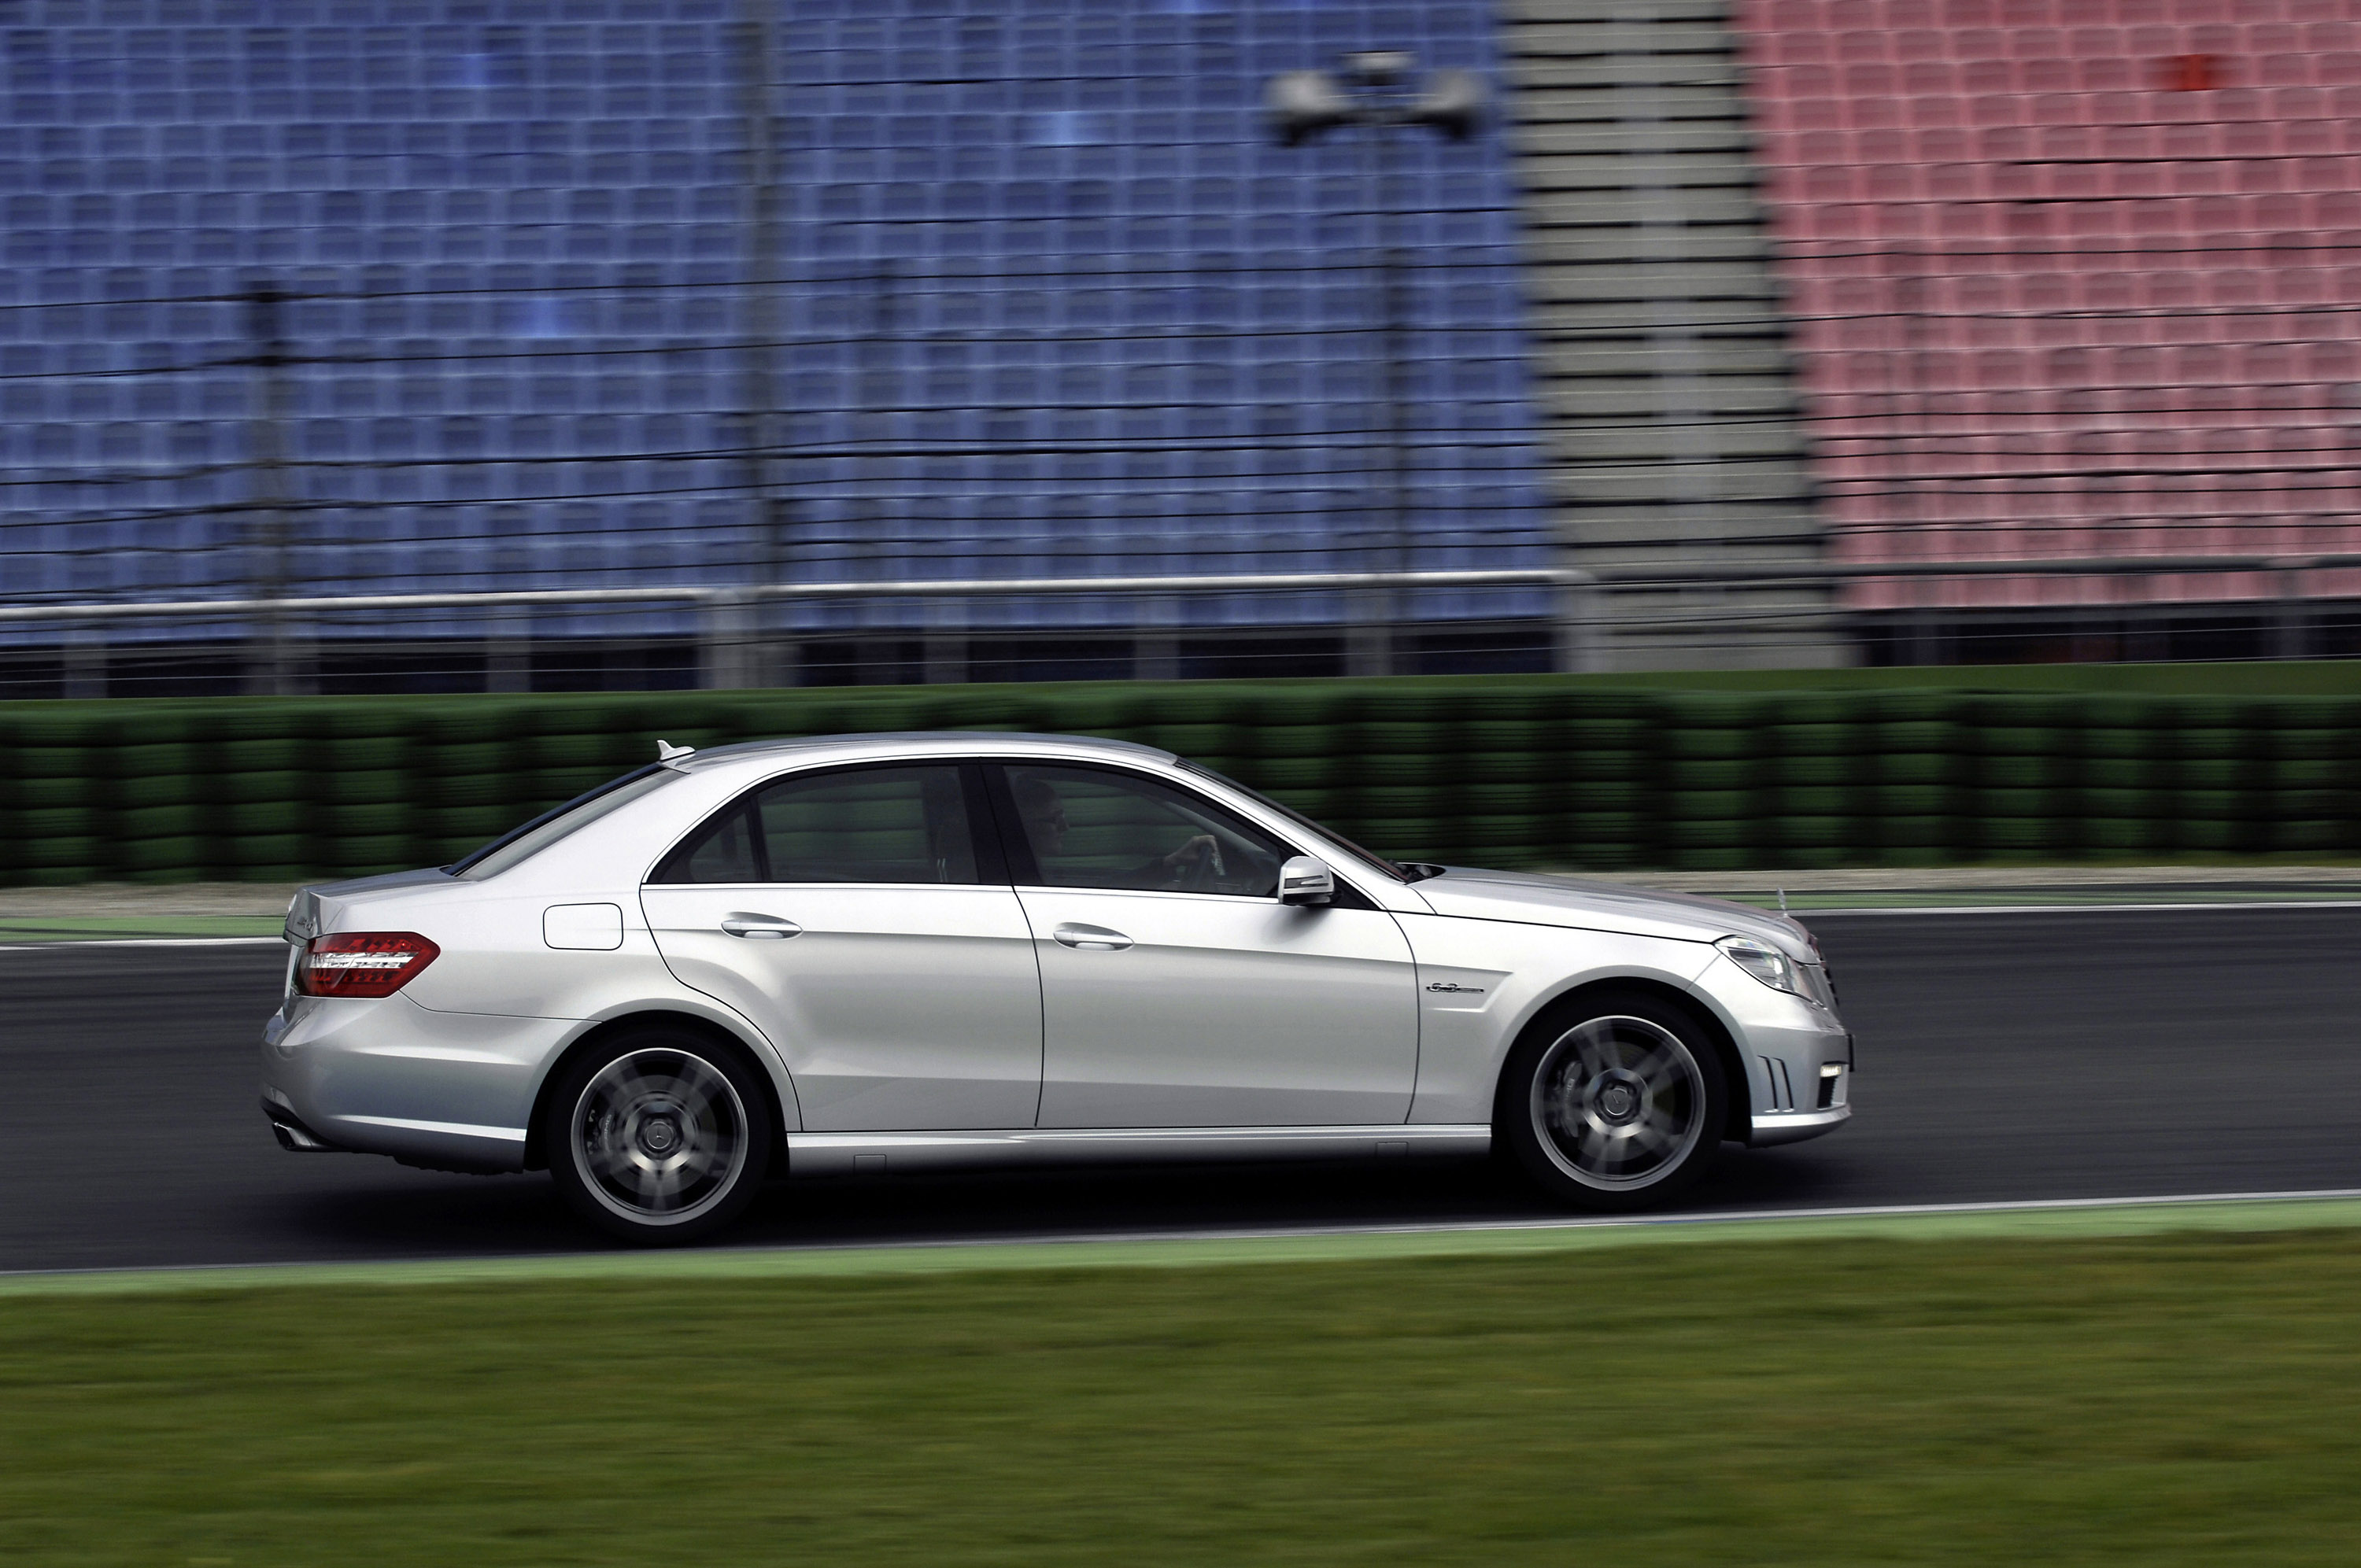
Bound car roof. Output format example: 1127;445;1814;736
669;730;1177;773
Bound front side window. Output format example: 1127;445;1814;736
1003;764;1288;897
652;765;980;885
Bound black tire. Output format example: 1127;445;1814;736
544;1026;774;1245
1495;988;1728;1212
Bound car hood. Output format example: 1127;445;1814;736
1411;868;1816;957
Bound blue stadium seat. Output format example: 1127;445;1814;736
4;0;1539;634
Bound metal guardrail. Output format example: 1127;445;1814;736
10;552;2357;624
0;567;1595;691
3;554;2355;692
0;566;1584;622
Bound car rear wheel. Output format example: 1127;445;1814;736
545;1028;772;1244
1497;991;1727;1212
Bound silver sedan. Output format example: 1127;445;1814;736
262;732;1851;1242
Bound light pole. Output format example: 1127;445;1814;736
1266;52;1485;678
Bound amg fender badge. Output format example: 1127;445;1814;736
1424;981;1485;994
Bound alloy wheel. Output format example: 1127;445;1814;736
569;1047;751;1227
1528;1014;1709;1190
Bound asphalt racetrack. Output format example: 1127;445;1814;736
6;906;2359;1273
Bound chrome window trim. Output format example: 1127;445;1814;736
641;755;996;889
632;742;1394;906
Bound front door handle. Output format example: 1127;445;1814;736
721;914;802;940
1053;923;1132;951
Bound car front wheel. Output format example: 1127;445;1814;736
1497;991;1727;1211
545;1028;773;1244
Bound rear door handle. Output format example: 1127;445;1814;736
721;914;801;939
1052;924;1132;951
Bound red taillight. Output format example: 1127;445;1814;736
297;932;441;999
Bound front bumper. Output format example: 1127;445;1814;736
1694;954;1855;1149
1749;1101;1852;1147
261;990;576;1172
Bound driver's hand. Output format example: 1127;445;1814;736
1162;834;1219;870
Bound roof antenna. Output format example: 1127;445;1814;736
1777;887;1789;916
656;739;696;763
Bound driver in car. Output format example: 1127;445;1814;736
1015;777;1222;890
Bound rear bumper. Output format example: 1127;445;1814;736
261;991;573;1173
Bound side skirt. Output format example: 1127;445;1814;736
783;1123;1494;1176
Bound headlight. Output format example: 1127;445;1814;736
1717;935;1799;994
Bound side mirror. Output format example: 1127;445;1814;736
1278;855;1336;906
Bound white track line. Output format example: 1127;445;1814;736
7;1186;2360;1285
878;1186;2361;1250
0;935;284;951
1800;900;2361;917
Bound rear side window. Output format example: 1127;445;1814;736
676;802;761;883
652;765;981;885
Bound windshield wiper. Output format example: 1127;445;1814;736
1395;861;1447;882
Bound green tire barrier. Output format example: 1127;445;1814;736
2;679;2358;886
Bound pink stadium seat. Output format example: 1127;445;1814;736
1835;29;1891;62
2187;23;2237;57
2023;56;2077;93
1804;164;1857;203
1733;0;2361;610
2041;161;2104;200
1960;57;2012;95
2037;120;2093;158
1766;31;1832;65
2282;111;2337;156
1792;128;1849;165
2300;160;2358;199
1775;61;1839;97
2259;55;2314;90
1786;96;1848;133
1748;0;1820;30
2079;53;2137;93
1902;59;1959;94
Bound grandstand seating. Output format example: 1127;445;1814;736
0;0;1550;647
1735;0;2361;614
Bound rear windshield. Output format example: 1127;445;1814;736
449;764;682;880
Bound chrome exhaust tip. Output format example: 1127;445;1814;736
263;1101;342;1153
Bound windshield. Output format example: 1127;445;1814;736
449;764;681;880
1175;760;1409;884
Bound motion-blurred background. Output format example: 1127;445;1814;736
9;0;2357;699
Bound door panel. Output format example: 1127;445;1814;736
642;884;1043;1131
1020;888;1418;1128
640;762;1037;1132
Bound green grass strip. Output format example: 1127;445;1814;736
10;1192;2361;1298
6;1223;2361;1564
0;915;285;943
